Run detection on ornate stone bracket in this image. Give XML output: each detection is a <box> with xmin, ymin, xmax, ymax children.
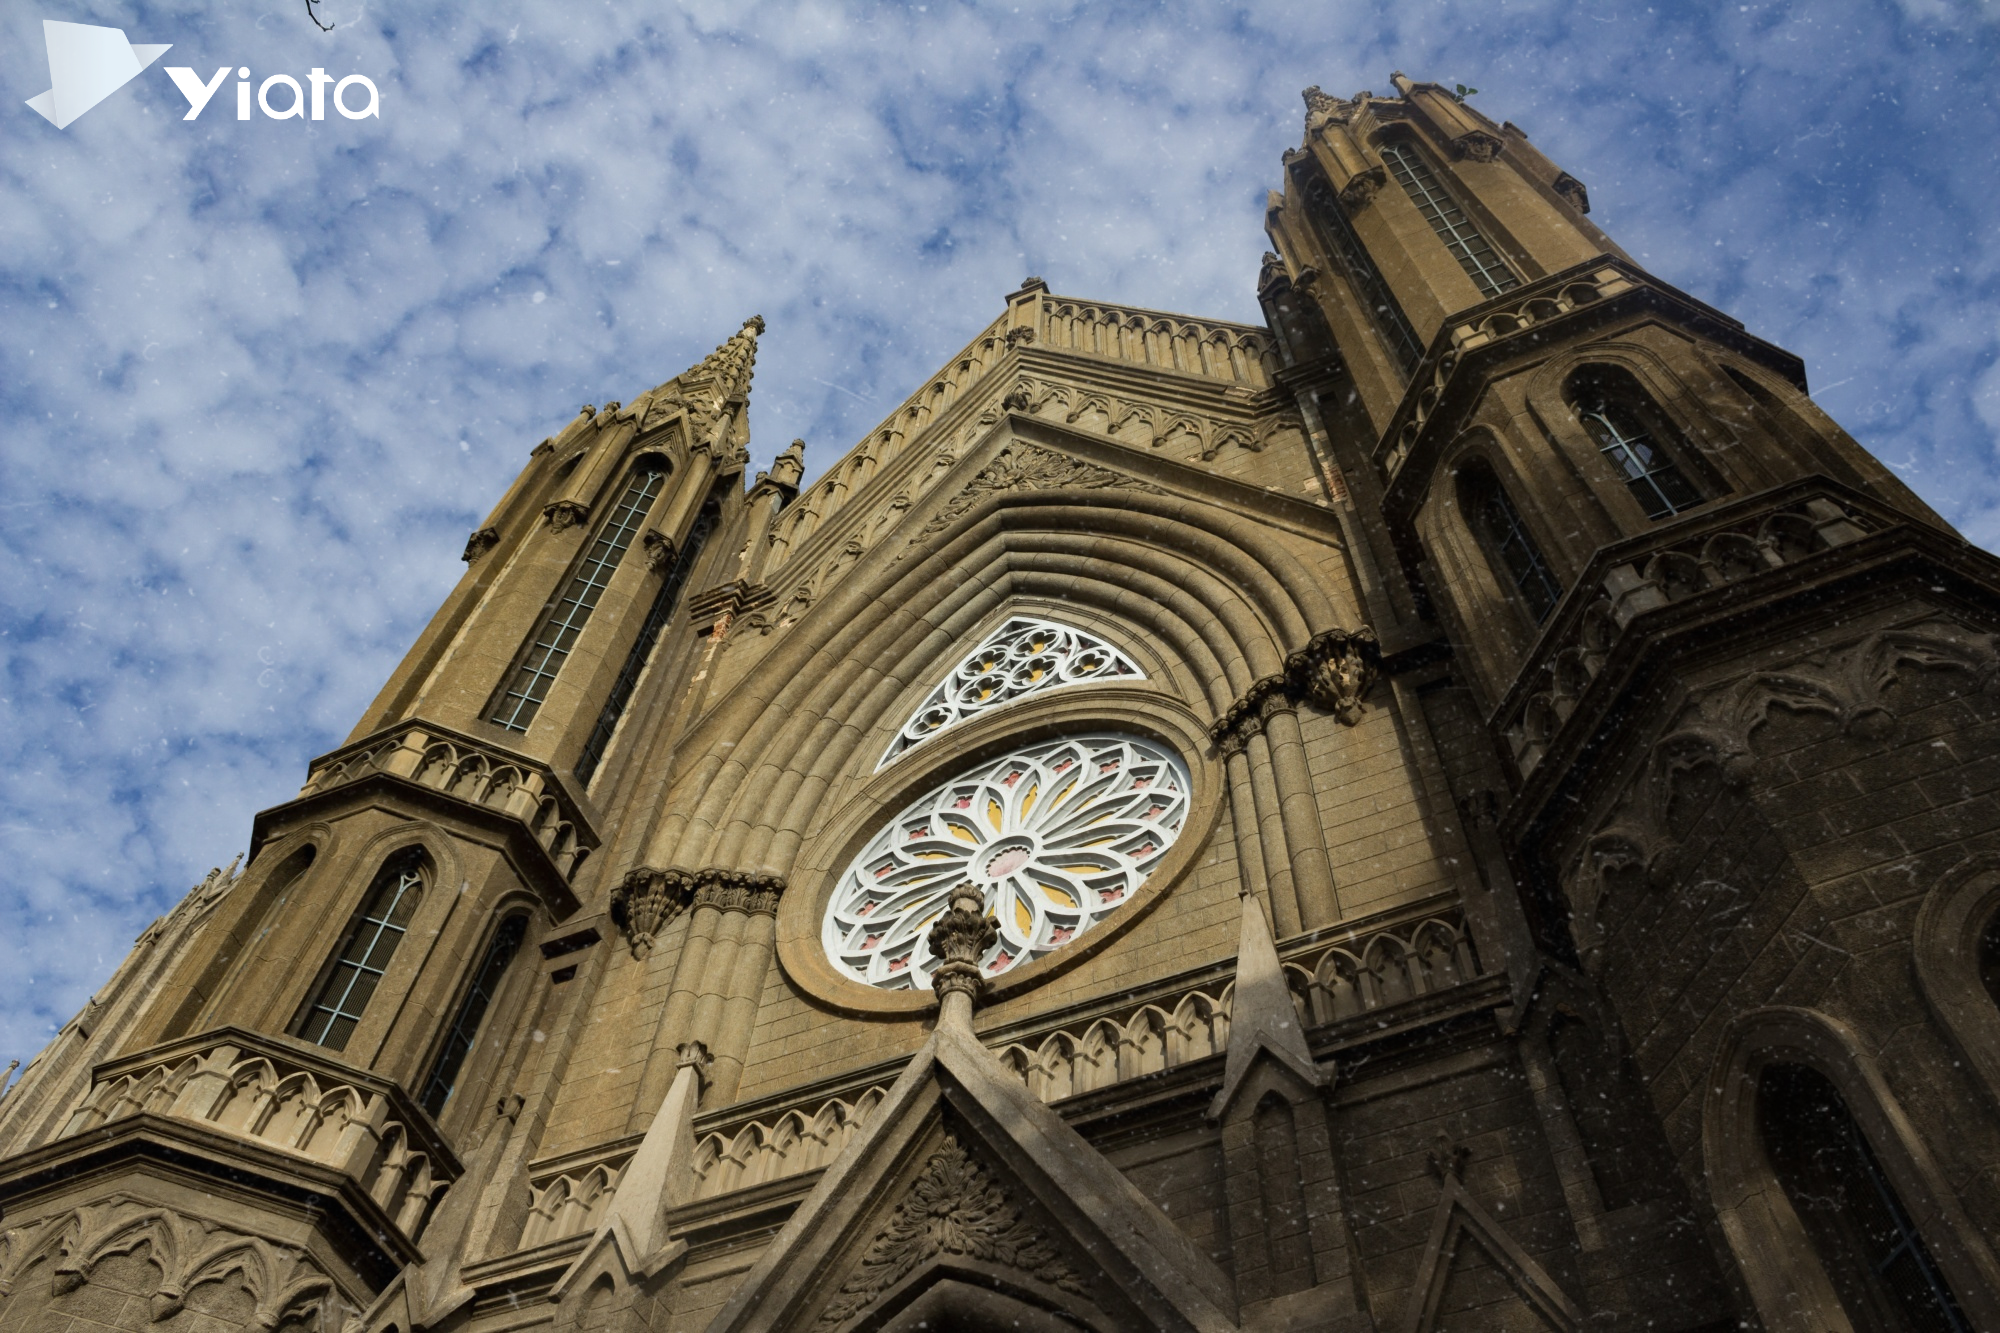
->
<box><xmin>610</xmin><ymin>868</ymin><xmax>696</xmax><ymax>959</ymax></box>
<box><xmin>926</xmin><ymin>884</ymin><xmax>999</xmax><ymax>1008</ymax></box>
<box><xmin>641</xmin><ymin>528</ymin><xmax>676</xmax><ymax>575</ymax></box>
<box><xmin>461</xmin><ymin>526</ymin><xmax>500</xmax><ymax>563</ymax></box>
<box><xmin>610</xmin><ymin>868</ymin><xmax>787</xmax><ymax>957</ymax></box>
<box><xmin>543</xmin><ymin>499</ymin><xmax>591</xmax><ymax>533</ymax></box>
<box><xmin>1552</xmin><ymin>171</ymin><xmax>1590</xmax><ymax>214</ymax></box>
<box><xmin>1454</xmin><ymin>129</ymin><xmax>1504</xmax><ymax>162</ymax></box>
<box><xmin>1339</xmin><ymin>166</ymin><xmax>1386</xmax><ymax>208</ymax></box>
<box><xmin>1209</xmin><ymin>626</ymin><xmax>1381</xmax><ymax>748</ymax></box>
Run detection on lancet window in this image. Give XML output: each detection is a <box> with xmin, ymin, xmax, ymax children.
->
<box><xmin>880</xmin><ymin>617</ymin><xmax>1142</xmax><ymax>768</ymax></box>
<box><xmin>575</xmin><ymin>497</ymin><xmax>721</xmax><ymax>785</ymax></box>
<box><xmin>1379</xmin><ymin>141</ymin><xmax>1519</xmax><ymax>298</ymax></box>
<box><xmin>1461</xmin><ymin>462</ymin><xmax>1563</xmax><ymax>623</ymax></box>
<box><xmin>295</xmin><ymin>850</ymin><xmax>425</xmax><ymax>1051</ymax></box>
<box><xmin>1301</xmin><ymin>172</ymin><xmax>1425</xmax><ymax>376</ymax></box>
<box><xmin>826</xmin><ymin>733</ymin><xmax>1189</xmax><ymax>990</ymax></box>
<box><xmin>1759</xmin><ymin>1063</ymin><xmax>1969</xmax><ymax>1331</ymax></box>
<box><xmin>419</xmin><ymin>914</ymin><xmax>527</xmax><ymax>1115</ymax></box>
<box><xmin>1566</xmin><ymin>367</ymin><xmax>1706</xmax><ymax>520</ymax></box>
<box><xmin>490</xmin><ymin>460</ymin><xmax>668</xmax><ymax>733</ymax></box>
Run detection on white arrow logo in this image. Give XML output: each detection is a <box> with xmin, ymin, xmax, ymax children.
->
<box><xmin>25</xmin><ymin>19</ymin><xmax>170</xmax><ymax>129</ymax></box>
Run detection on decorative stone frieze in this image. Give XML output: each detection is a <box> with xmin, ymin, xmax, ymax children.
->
<box><xmin>907</xmin><ymin>443</ymin><xmax>1165</xmax><ymax>547</ymax></box>
<box><xmin>817</xmin><ymin>1136</ymin><xmax>1087</xmax><ymax>1328</ymax></box>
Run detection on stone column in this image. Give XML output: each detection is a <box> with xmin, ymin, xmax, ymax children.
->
<box><xmin>1260</xmin><ymin>695</ymin><xmax>1340</xmax><ymax>930</ymax></box>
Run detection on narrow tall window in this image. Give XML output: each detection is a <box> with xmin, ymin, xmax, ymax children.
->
<box><xmin>1302</xmin><ymin>174</ymin><xmax>1425</xmax><ymax>376</ymax></box>
<box><xmin>1379</xmin><ymin>141</ymin><xmax>1519</xmax><ymax>298</ymax></box>
<box><xmin>419</xmin><ymin>915</ymin><xmax>527</xmax><ymax>1115</ymax></box>
<box><xmin>1462</xmin><ymin>464</ymin><xmax>1563</xmax><ymax>624</ymax></box>
<box><xmin>297</xmin><ymin>851</ymin><xmax>425</xmax><ymax>1051</ymax></box>
<box><xmin>490</xmin><ymin>461</ymin><xmax>669</xmax><ymax>733</ymax></box>
<box><xmin>575</xmin><ymin>499</ymin><xmax>720</xmax><ymax>785</ymax></box>
<box><xmin>1567</xmin><ymin>368</ymin><xmax>1705</xmax><ymax>520</ymax></box>
<box><xmin>1759</xmin><ymin>1063</ymin><xmax>1970</xmax><ymax>1332</ymax></box>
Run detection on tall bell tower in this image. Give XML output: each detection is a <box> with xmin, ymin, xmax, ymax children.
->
<box><xmin>1263</xmin><ymin>75</ymin><xmax>2000</xmax><ymax>1330</ymax></box>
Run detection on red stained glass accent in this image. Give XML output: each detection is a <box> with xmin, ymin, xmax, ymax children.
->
<box><xmin>1002</xmin><ymin>770</ymin><xmax>1022</xmax><ymax>787</ymax></box>
<box><xmin>988</xmin><ymin>951</ymin><xmax>1013</xmax><ymax>971</ymax></box>
<box><xmin>1100</xmin><ymin>762</ymin><xmax>1117</xmax><ymax>773</ymax></box>
<box><xmin>1135</xmin><ymin>843</ymin><xmax>1156</xmax><ymax>857</ymax></box>
<box><xmin>863</xmin><ymin>934</ymin><xmax>881</xmax><ymax>949</ymax></box>
<box><xmin>1050</xmin><ymin>926</ymin><xmax>1074</xmax><ymax>944</ymax></box>
<box><xmin>888</xmin><ymin>955</ymin><xmax>908</xmax><ymax>972</ymax></box>
<box><xmin>858</xmin><ymin>900</ymin><xmax>877</xmax><ymax>914</ymax></box>
<box><xmin>1133</xmin><ymin>777</ymin><xmax>1151</xmax><ymax>788</ymax></box>
<box><xmin>908</xmin><ymin>826</ymin><xmax>926</xmax><ymax>841</ymax></box>
<box><xmin>954</xmin><ymin>796</ymin><xmax>972</xmax><ymax>809</ymax></box>
<box><xmin>1055</xmin><ymin>759</ymin><xmax>1073</xmax><ymax>771</ymax></box>
<box><xmin>1100</xmin><ymin>888</ymin><xmax>1124</xmax><ymax>903</ymax></box>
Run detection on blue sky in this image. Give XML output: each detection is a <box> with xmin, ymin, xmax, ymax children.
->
<box><xmin>0</xmin><ymin>0</ymin><xmax>1995</xmax><ymax>1062</ymax></box>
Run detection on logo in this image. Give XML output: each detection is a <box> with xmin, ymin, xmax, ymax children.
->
<box><xmin>25</xmin><ymin>18</ymin><xmax>168</xmax><ymax>128</ymax></box>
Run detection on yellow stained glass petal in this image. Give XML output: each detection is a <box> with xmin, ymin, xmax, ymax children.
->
<box><xmin>987</xmin><ymin>799</ymin><xmax>1004</xmax><ymax>831</ymax></box>
<box><xmin>1014</xmin><ymin>896</ymin><xmax>1033</xmax><ymax>933</ymax></box>
<box><xmin>1039</xmin><ymin>883</ymin><xmax>1078</xmax><ymax>910</ymax></box>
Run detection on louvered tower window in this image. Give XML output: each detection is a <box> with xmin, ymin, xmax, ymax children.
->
<box><xmin>575</xmin><ymin>498</ymin><xmax>721</xmax><ymax>785</ymax></box>
<box><xmin>297</xmin><ymin>851</ymin><xmax>424</xmax><ymax>1051</ymax></box>
<box><xmin>490</xmin><ymin>461</ymin><xmax>668</xmax><ymax>733</ymax></box>
<box><xmin>1462</xmin><ymin>463</ymin><xmax>1563</xmax><ymax>624</ymax></box>
<box><xmin>1380</xmin><ymin>142</ymin><xmax>1519</xmax><ymax>298</ymax></box>
<box><xmin>1759</xmin><ymin>1063</ymin><xmax>1970</xmax><ymax>1331</ymax></box>
<box><xmin>419</xmin><ymin>915</ymin><xmax>527</xmax><ymax>1115</ymax></box>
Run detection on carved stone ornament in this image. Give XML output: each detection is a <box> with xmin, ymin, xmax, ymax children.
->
<box><xmin>1455</xmin><ymin>130</ymin><xmax>1504</xmax><ymax>163</ymax></box>
<box><xmin>1552</xmin><ymin>171</ymin><xmax>1590</xmax><ymax>214</ymax></box>
<box><xmin>543</xmin><ymin>499</ymin><xmax>591</xmax><ymax>533</ymax></box>
<box><xmin>1257</xmin><ymin>251</ymin><xmax>1287</xmax><ymax>295</ymax></box>
<box><xmin>817</xmin><ymin>1135</ymin><xmax>1088</xmax><ymax>1327</ymax></box>
<box><xmin>1301</xmin><ymin>84</ymin><xmax>1348</xmax><ymax>130</ymax></box>
<box><xmin>1286</xmin><ymin>625</ymin><xmax>1381</xmax><ymax>725</ymax></box>
<box><xmin>692</xmin><ymin>868</ymin><xmax>786</xmax><ymax>916</ymax></box>
<box><xmin>609</xmin><ymin>867</ymin><xmax>695</xmax><ymax>958</ymax></box>
<box><xmin>461</xmin><ymin>526</ymin><xmax>501</xmax><ymax>563</ymax></box>
<box><xmin>908</xmin><ymin>444</ymin><xmax>1164</xmax><ymax>547</ymax></box>
<box><xmin>1004</xmin><ymin>325</ymin><xmax>1037</xmax><ymax>347</ymax></box>
<box><xmin>642</xmin><ymin>528</ymin><xmax>676</xmax><ymax>575</ymax></box>
<box><xmin>925</xmin><ymin>884</ymin><xmax>1000</xmax><ymax>1007</ymax></box>
<box><xmin>1001</xmin><ymin>382</ymin><xmax>1032</xmax><ymax>412</ymax></box>
<box><xmin>1338</xmin><ymin>165</ymin><xmax>1386</xmax><ymax>209</ymax></box>
<box><xmin>8</xmin><ymin>1197</ymin><xmax>337</xmax><ymax>1329</ymax></box>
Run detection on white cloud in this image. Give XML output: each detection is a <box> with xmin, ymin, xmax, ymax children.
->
<box><xmin>0</xmin><ymin>0</ymin><xmax>1995</xmax><ymax>1059</ymax></box>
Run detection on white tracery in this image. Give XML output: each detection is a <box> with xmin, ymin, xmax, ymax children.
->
<box><xmin>825</xmin><ymin>733</ymin><xmax>1191</xmax><ymax>991</ymax></box>
<box><xmin>879</xmin><ymin>617</ymin><xmax>1143</xmax><ymax>768</ymax></box>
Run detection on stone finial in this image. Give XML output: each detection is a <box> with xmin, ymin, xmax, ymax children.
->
<box><xmin>1013</xmin><ymin>276</ymin><xmax>1049</xmax><ymax>295</ymax></box>
<box><xmin>745</xmin><ymin>314</ymin><xmax>766</xmax><ymax>334</ymax></box>
<box><xmin>926</xmin><ymin>884</ymin><xmax>998</xmax><ymax>1010</ymax></box>
<box><xmin>770</xmin><ymin>438</ymin><xmax>806</xmax><ymax>490</ymax></box>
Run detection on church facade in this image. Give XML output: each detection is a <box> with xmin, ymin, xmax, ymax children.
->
<box><xmin>0</xmin><ymin>74</ymin><xmax>1995</xmax><ymax>1333</ymax></box>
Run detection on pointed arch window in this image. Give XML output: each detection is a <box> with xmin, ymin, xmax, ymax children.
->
<box><xmin>1301</xmin><ymin>172</ymin><xmax>1425</xmax><ymax>376</ymax></box>
<box><xmin>575</xmin><ymin>496</ymin><xmax>721</xmax><ymax>786</ymax></box>
<box><xmin>1460</xmin><ymin>462</ymin><xmax>1563</xmax><ymax>624</ymax></box>
<box><xmin>1566</xmin><ymin>367</ymin><xmax>1706</xmax><ymax>520</ymax></box>
<box><xmin>1759</xmin><ymin>1063</ymin><xmax>1970</xmax><ymax>1331</ymax></box>
<box><xmin>419</xmin><ymin>914</ymin><xmax>528</xmax><ymax>1115</ymax></box>
<box><xmin>296</xmin><ymin>850</ymin><xmax>425</xmax><ymax>1051</ymax></box>
<box><xmin>1379</xmin><ymin>141</ymin><xmax>1519</xmax><ymax>298</ymax></box>
<box><xmin>879</xmin><ymin>617</ymin><xmax>1143</xmax><ymax>768</ymax></box>
<box><xmin>490</xmin><ymin>459</ymin><xmax>669</xmax><ymax>734</ymax></box>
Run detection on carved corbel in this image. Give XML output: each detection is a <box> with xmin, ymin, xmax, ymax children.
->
<box><xmin>642</xmin><ymin>529</ymin><xmax>676</xmax><ymax>575</ymax></box>
<box><xmin>676</xmin><ymin>1040</ymin><xmax>713</xmax><ymax>1096</ymax></box>
<box><xmin>1338</xmin><ymin>165</ymin><xmax>1386</xmax><ymax>208</ymax></box>
<box><xmin>1004</xmin><ymin>325</ymin><xmax>1037</xmax><ymax>347</ymax></box>
<box><xmin>543</xmin><ymin>499</ymin><xmax>591</xmax><ymax>533</ymax></box>
<box><xmin>1552</xmin><ymin>172</ymin><xmax>1590</xmax><ymax>214</ymax></box>
<box><xmin>926</xmin><ymin>883</ymin><xmax>999</xmax><ymax>1007</ymax></box>
<box><xmin>1285</xmin><ymin>626</ymin><xmax>1381</xmax><ymax>726</ymax></box>
<box><xmin>1454</xmin><ymin>131</ymin><xmax>1504</xmax><ymax>163</ymax></box>
<box><xmin>461</xmin><ymin>526</ymin><xmax>501</xmax><ymax>563</ymax></box>
<box><xmin>692</xmin><ymin>868</ymin><xmax>786</xmax><ymax>916</ymax></box>
<box><xmin>610</xmin><ymin>867</ymin><xmax>696</xmax><ymax>958</ymax></box>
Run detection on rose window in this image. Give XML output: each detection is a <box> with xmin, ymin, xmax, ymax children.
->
<box><xmin>879</xmin><ymin>617</ymin><xmax>1143</xmax><ymax>767</ymax></box>
<box><xmin>825</xmin><ymin>733</ymin><xmax>1190</xmax><ymax>990</ymax></box>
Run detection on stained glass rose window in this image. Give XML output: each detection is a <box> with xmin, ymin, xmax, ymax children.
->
<box><xmin>825</xmin><ymin>733</ymin><xmax>1190</xmax><ymax>990</ymax></box>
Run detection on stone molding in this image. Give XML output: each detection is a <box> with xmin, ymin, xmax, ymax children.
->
<box><xmin>816</xmin><ymin>1135</ymin><xmax>1088</xmax><ymax>1328</ymax></box>
<box><xmin>1210</xmin><ymin>625</ymin><xmax>1381</xmax><ymax>747</ymax></box>
<box><xmin>906</xmin><ymin>441</ymin><xmax>1165</xmax><ymax>548</ymax></box>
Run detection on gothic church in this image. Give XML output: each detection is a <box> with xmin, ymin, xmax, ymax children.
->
<box><xmin>0</xmin><ymin>75</ymin><xmax>1995</xmax><ymax>1333</ymax></box>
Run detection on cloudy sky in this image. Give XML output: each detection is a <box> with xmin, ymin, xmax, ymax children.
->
<box><xmin>0</xmin><ymin>0</ymin><xmax>1994</xmax><ymax>1062</ymax></box>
